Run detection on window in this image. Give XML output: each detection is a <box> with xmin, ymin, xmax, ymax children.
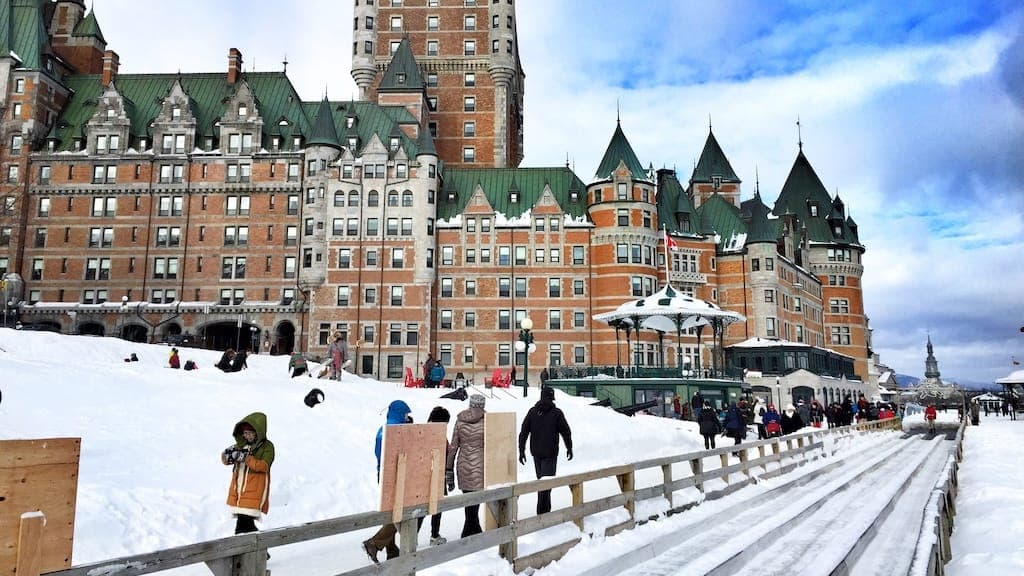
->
<box><xmin>225</xmin><ymin>195</ymin><xmax>250</xmax><ymax>216</ymax></box>
<box><xmin>534</xmin><ymin>248</ymin><xmax>544</xmax><ymax>263</ymax></box>
<box><xmin>573</xmin><ymin>246</ymin><xmax>585</xmax><ymax>265</ymax></box>
<box><xmin>464</xmin><ymin>40</ymin><xmax>476</xmax><ymax>55</ymax></box>
<box><xmin>30</xmin><ymin>258</ymin><xmax>43</xmax><ymax>280</ymax></box>
<box><xmin>442</xmin><ymin>246</ymin><xmax>454</xmax><ymax>265</ymax></box>
<box><xmin>84</xmin><ymin>258</ymin><xmax>112</xmax><ymax>280</ymax></box>
<box><xmin>829</xmin><ymin>298</ymin><xmax>850</xmax><ymax>314</ymax></box>
<box><xmin>219</xmin><ymin>288</ymin><xmax>245</xmax><ymax>305</ymax></box>
<box><xmin>830</xmin><ymin>326</ymin><xmax>851</xmax><ymax>345</ymax></box>
<box><xmin>427</xmin><ymin>16</ymin><xmax>439</xmax><ymax>31</ymax></box>
<box><xmin>764</xmin><ymin>289</ymin><xmax>774</xmax><ymax>303</ymax></box>
<box><xmin>88</xmin><ymin>227</ymin><xmax>114</xmax><ymax>248</ymax></box>
<box><xmin>153</xmin><ymin>257</ymin><xmax>179</xmax><ymax>279</ymax></box>
<box><xmin>391</xmin><ymin>248</ymin><xmax>404</xmax><ymax>268</ymax></box>
<box><xmin>550</xmin><ymin>248</ymin><xmax>561</xmax><ymax>263</ymax></box>
<box><xmin>766</xmin><ymin>317</ymin><xmax>777</xmax><ymax>337</ymax></box>
<box><xmin>37</xmin><ymin>197</ymin><xmax>50</xmax><ymax>217</ymax></box>
<box><xmin>828</xmin><ymin>275</ymin><xmax>846</xmax><ymax>286</ymax></box>
<box><xmin>463</xmin><ymin>121</ymin><xmax>476</xmax><ymax>137</ymax></box>
<box><xmin>499</xmin><ymin>278</ymin><xmax>511</xmax><ymax>298</ymax></box>
<box><xmin>498</xmin><ymin>310</ymin><xmax>511</xmax><ymax>330</ymax></box>
<box><xmin>464</xmin><ymin>15</ymin><xmax>476</xmax><ymax>29</ymax></box>
<box><xmin>13</xmin><ymin>78</ymin><xmax>24</xmax><ymax>93</ymax></box>
<box><xmin>366</xmin><ymin>250</ymin><xmax>378</xmax><ymax>267</ymax></box>
<box><xmin>364</xmin><ymin>287</ymin><xmax>376</xmax><ymax>304</ymax></box>
<box><xmin>390</xmin><ymin>15</ymin><xmax>402</xmax><ymax>30</ymax></box>
<box><xmin>465</xmin><ymin>279</ymin><xmax>476</xmax><ymax>295</ymax></box>
<box><xmin>462</xmin><ymin>147</ymin><xmax>475</xmax><ymax>162</ymax></box>
<box><xmin>515</xmin><ymin>277</ymin><xmax>526</xmax><ymax>297</ymax></box>
<box><xmin>765</xmin><ymin>257</ymin><xmax>774</xmax><ymax>271</ymax></box>
<box><xmin>427</xmin><ymin>41</ymin><xmax>439</xmax><ymax>56</ymax></box>
<box><xmin>464</xmin><ymin>96</ymin><xmax>476</xmax><ymax>112</ymax></box>
<box><xmin>287</xmin><ymin>195</ymin><xmax>299</xmax><ymax>215</ymax></box>
<box><xmin>617</xmin><ymin>209</ymin><xmax>629</xmax><ymax>226</ymax></box>
<box><xmin>337</xmin><ymin>286</ymin><xmax>351</xmax><ymax>306</ymax></box>
<box><xmin>426</xmin><ymin>73</ymin><xmax>438</xmax><ymax>87</ymax></box>
<box><xmin>390</xmin><ymin>286</ymin><xmax>404</xmax><ymax>306</ymax></box>
<box><xmin>284</xmin><ymin>256</ymin><xmax>296</xmax><ymax>278</ymax></box>
<box><xmin>440</xmin><ymin>310</ymin><xmax>453</xmax><ymax>330</ymax></box>
<box><xmin>223</xmin><ymin>226</ymin><xmax>248</xmax><ymax>246</ymax></box>
<box><xmin>465</xmin><ymin>72</ymin><xmax>476</xmax><ymax>86</ymax></box>
<box><xmin>441</xmin><ymin>278</ymin><xmax>453</xmax><ymax>298</ymax></box>
<box><xmin>492</xmin><ymin>39</ymin><xmax>499</xmax><ymax>53</ymax></box>
<box><xmin>221</xmin><ymin>256</ymin><xmax>246</xmax><ymax>279</ymax></box>
<box><xmin>751</xmin><ymin>258</ymin><xmax>760</xmax><ymax>272</ymax></box>
<box><xmin>574</xmin><ymin>312</ymin><xmax>586</xmax><ymax>328</ymax></box>
<box><xmin>548</xmin><ymin>310</ymin><xmax>561</xmax><ymax>330</ymax></box>
<box><xmin>573</xmin><ymin>279</ymin><xmax>584</xmax><ymax>296</ymax></box>
<box><xmin>548</xmin><ymin>278</ymin><xmax>561</xmax><ymax>297</ymax></box>
<box><xmin>794</xmin><ymin>297</ymin><xmax>802</xmax><ymax>312</ymax></box>
<box><xmin>617</xmin><ymin>182</ymin><xmax>628</xmax><ymax>200</ymax></box>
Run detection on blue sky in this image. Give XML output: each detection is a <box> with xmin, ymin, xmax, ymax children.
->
<box><xmin>92</xmin><ymin>1</ymin><xmax>1024</xmax><ymax>385</ymax></box>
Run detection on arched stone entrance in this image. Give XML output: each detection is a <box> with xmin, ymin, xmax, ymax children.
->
<box><xmin>78</xmin><ymin>321</ymin><xmax>105</xmax><ymax>336</ymax></box>
<box><xmin>792</xmin><ymin>385</ymin><xmax>815</xmax><ymax>405</ymax></box>
<box><xmin>121</xmin><ymin>323</ymin><xmax>148</xmax><ymax>342</ymax></box>
<box><xmin>200</xmin><ymin>321</ymin><xmax>261</xmax><ymax>352</ymax></box>
<box><xmin>274</xmin><ymin>321</ymin><xmax>296</xmax><ymax>355</ymax></box>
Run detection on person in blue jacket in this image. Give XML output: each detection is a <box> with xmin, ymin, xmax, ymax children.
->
<box><xmin>363</xmin><ymin>400</ymin><xmax>412</xmax><ymax>563</ymax></box>
<box><xmin>723</xmin><ymin>403</ymin><xmax>747</xmax><ymax>448</ymax></box>
<box><xmin>762</xmin><ymin>404</ymin><xmax>782</xmax><ymax>437</ymax></box>
<box><xmin>429</xmin><ymin>361</ymin><xmax>446</xmax><ymax>389</ymax></box>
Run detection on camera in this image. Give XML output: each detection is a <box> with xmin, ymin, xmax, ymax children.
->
<box><xmin>223</xmin><ymin>446</ymin><xmax>247</xmax><ymax>465</ymax></box>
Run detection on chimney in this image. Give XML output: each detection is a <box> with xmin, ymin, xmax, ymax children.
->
<box><xmin>227</xmin><ymin>48</ymin><xmax>243</xmax><ymax>84</ymax></box>
<box><xmin>101</xmin><ymin>50</ymin><xmax>120</xmax><ymax>86</ymax></box>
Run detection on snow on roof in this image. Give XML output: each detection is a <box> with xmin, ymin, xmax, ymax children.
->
<box><xmin>729</xmin><ymin>336</ymin><xmax>854</xmax><ymax>359</ymax></box>
<box><xmin>996</xmin><ymin>370</ymin><xmax>1024</xmax><ymax>384</ymax></box>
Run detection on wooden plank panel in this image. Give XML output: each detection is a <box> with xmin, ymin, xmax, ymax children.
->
<box><xmin>0</xmin><ymin>438</ymin><xmax>79</xmax><ymax>576</ymax></box>
<box><xmin>513</xmin><ymin>537</ymin><xmax>582</xmax><ymax>573</ymax></box>
<box><xmin>483</xmin><ymin>413</ymin><xmax>517</xmax><ymax>530</ymax></box>
<box><xmin>379</xmin><ymin>424</ymin><xmax>446</xmax><ymax>513</ymax></box>
<box><xmin>16</xmin><ymin>512</ymin><xmax>45</xmax><ymax>576</ymax></box>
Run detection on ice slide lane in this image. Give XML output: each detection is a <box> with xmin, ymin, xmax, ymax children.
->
<box><xmin>614</xmin><ymin>434</ymin><xmax>947</xmax><ymax>576</ymax></box>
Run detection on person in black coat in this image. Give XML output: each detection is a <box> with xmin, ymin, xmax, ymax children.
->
<box><xmin>697</xmin><ymin>402</ymin><xmax>721</xmax><ymax>449</ymax></box>
<box><xmin>230</xmin><ymin>349</ymin><xmax>248</xmax><ymax>372</ymax></box>
<box><xmin>216</xmin><ymin>348</ymin><xmax>235</xmax><ymax>372</ymax></box>
<box><xmin>518</xmin><ymin>387</ymin><xmax>573</xmax><ymax>515</ymax></box>
<box><xmin>781</xmin><ymin>404</ymin><xmax>804</xmax><ymax>435</ymax></box>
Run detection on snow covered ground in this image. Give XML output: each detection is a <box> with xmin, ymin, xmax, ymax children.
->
<box><xmin>0</xmin><ymin>329</ymin><xmax>1017</xmax><ymax>575</ymax></box>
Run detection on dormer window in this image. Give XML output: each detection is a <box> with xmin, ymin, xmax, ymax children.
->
<box><xmin>278</xmin><ymin>119</ymin><xmax>289</xmax><ymax>126</ymax></box>
<box><xmin>712</xmin><ymin>176</ymin><xmax>722</xmax><ymax>190</ymax></box>
<box><xmin>447</xmin><ymin>190</ymin><xmax>458</xmax><ymax>202</ymax></box>
<box><xmin>348</xmin><ymin>136</ymin><xmax>358</xmax><ymax>149</ymax></box>
<box><xmin>808</xmin><ymin>202</ymin><xmax>819</xmax><ymax>217</ymax></box>
<box><xmin>271</xmin><ymin>136</ymin><xmax>280</xmax><ymax>150</ymax></box>
<box><xmin>389</xmin><ymin>137</ymin><xmax>399</xmax><ymax>151</ymax></box>
<box><xmin>139</xmin><ymin>138</ymin><xmax>147</xmax><ymax>150</ymax></box>
<box><xmin>569</xmin><ymin>190</ymin><xmax>580</xmax><ymax>202</ymax></box>
<box><xmin>238</xmin><ymin>104</ymin><xmax>248</xmax><ymax>117</ymax></box>
<box><xmin>293</xmin><ymin>136</ymin><xmax>302</xmax><ymax>148</ymax></box>
<box><xmin>396</xmin><ymin>73</ymin><xmax>406</xmax><ymax>85</ymax></box>
<box><xmin>346</xmin><ymin>116</ymin><xmax>355</xmax><ymax>128</ymax></box>
<box><xmin>171</xmin><ymin>106</ymin><xmax>181</xmax><ymax>119</ymax></box>
<box><xmin>509</xmin><ymin>191</ymin><xmax>519</xmax><ymax>204</ymax></box>
<box><xmin>106</xmin><ymin>108</ymin><xmax>116</xmax><ymax>119</ymax></box>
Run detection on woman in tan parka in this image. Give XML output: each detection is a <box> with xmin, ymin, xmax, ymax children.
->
<box><xmin>221</xmin><ymin>411</ymin><xmax>275</xmax><ymax>534</ymax></box>
<box><xmin>446</xmin><ymin>394</ymin><xmax>486</xmax><ymax>537</ymax></box>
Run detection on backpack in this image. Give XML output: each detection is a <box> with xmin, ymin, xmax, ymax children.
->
<box><xmin>183</xmin><ymin>360</ymin><xmax>197</xmax><ymax>371</ymax></box>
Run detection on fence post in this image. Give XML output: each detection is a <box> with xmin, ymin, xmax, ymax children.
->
<box><xmin>719</xmin><ymin>453</ymin><xmax>729</xmax><ymax>484</ymax></box>
<box><xmin>16</xmin><ymin>512</ymin><xmax>46</xmax><ymax>576</ymax></box>
<box><xmin>661</xmin><ymin>464</ymin><xmax>674</xmax><ymax>508</ymax></box>
<box><xmin>570</xmin><ymin>482</ymin><xmax>584</xmax><ymax>530</ymax></box>
<box><xmin>758</xmin><ymin>445</ymin><xmax>767</xmax><ymax>472</ymax></box>
<box><xmin>689</xmin><ymin>457</ymin><xmax>704</xmax><ymax>494</ymax></box>
<box><xmin>617</xmin><ymin>470</ymin><xmax>635</xmax><ymax>520</ymax></box>
<box><xmin>398</xmin><ymin>517</ymin><xmax>419</xmax><ymax>557</ymax></box>
<box><xmin>739</xmin><ymin>448</ymin><xmax>750</xmax><ymax>478</ymax></box>
<box><xmin>497</xmin><ymin>494</ymin><xmax>518</xmax><ymax>561</ymax></box>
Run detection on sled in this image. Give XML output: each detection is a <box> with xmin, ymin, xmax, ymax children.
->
<box><xmin>317</xmin><ymin>366</ymin><xmax>330</xmax><ymax>379</ymax></box>
<box><xmin>765</xmin><ymin>421</ymin><xmax>782</xmax><ymax>437</ymax></box>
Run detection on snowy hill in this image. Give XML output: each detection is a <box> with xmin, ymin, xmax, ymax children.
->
<box><xmin>0</xmin><ymin>328</ymin><xmax>703</xmax><ymax>575</ymax></box>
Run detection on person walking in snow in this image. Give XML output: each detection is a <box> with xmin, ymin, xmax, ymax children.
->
<box><xmin>327</xmin><ymin>332</ymin><xmax>349</xmax><ymax>380</ymax></box>
<box><xmin>418</xmin><ymin>406</ymin><xmax>451</xmax><ymax>545</ymax></box>
<box><xmin>446</xmin><ymin>394</ymin><xmax>487</xmax><ymax>537</ymax></box>
<box><xmin>723</xmin><ymin>403</ymin><xmax>747</xmax><ymax>450</ymax></box>
<box><xmin>925</xmin><ymin>403</ymin><xmax>937</xmax><ymax>434</ymax></box>
<box><xmin>698</xmin><ymin>401</ymin><xmax>721</xmax><ymax>449</ymax></box>
<box><xmin>363</xmin><ymin>400</ymin><xmax>413</xmax><ymax>563</ymax></box>
<box><xmin>762</xmin><ymin>404</ymin><xmax>782</xmax><ymax>437</ymax></box>
<box><xmin>691</xmin><ymin>391</ymin><xmax>705</xmax><ymax>422</ymax></box>
<box><xmin>781</xmin><ymin>403</ymin><xmax>804</xmax><ymax>435</ymax></box>
<box><xmin>221</xmin><ymin>412</ymin><xmax>274</xmax><ymax>535</ymax></box>
<box><xmin>518</xmin><ymin>387</ymin><xmax>574</xmax><ymax>515</ymax></box>
<box><xmin>288</xmin><ymin>351</ymin><xmax>308</xmax><ymax>378</ymax></box>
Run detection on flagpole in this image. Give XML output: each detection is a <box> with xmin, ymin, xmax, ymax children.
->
<box><xmin>663</xmin><ymin>225</ymin><xmax>672</xmax><ymax>288</ymax></box>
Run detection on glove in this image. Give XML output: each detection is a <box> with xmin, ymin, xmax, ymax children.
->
<box><xmin>566</xmin><ymin>448</ymin><xmax>573</xmax><ymax>461</ymax></box>
<box><xmin>445</xmin><ymin>469</ymin><xmax>455</xmax><ymax>492</ymax></box>
<box><xmin>518</xmin><ymin>452</ymin><xmax>527</xmax><ymax>465</ymax></box>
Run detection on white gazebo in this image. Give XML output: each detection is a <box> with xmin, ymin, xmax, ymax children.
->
<box><xmin>593</xmin><ymin>284</ymin><xmax>745</xmax><ymax>377</ymax></box>
<box><xmin>996</xmin><ymin>369</ymin><xmax>1024</xmax><ymax>400</ymax></box>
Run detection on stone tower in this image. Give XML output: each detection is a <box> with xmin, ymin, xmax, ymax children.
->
<box><xmin>351</xmin><ymin>0</ymin><xmax>525</xmax><ymax>168</ymax></box>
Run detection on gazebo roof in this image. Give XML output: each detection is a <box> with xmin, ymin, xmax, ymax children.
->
<box><xmin>996</xmin><ymin>369</ymin><xmax>1024</xmax><ymax>385</ymax></box>
<box><xmin>593</xmin><ymin>284</ymin><xmax>745</xmax><ymax>328</ymax></box>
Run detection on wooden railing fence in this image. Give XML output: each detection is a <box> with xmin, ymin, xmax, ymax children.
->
<box><xmin>17</xmin><ymin>418</ymin><xmax>901</xmax><ymax>576</ymax></box>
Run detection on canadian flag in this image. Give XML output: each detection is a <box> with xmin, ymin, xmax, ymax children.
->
<box><xmin>665</xmin><ymin>232</ymin><xmax>681</xmax><ymax>251</ymax></box>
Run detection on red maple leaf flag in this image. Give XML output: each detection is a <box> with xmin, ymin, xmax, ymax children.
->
<box><xmin>665</xmin><ymin>232</ymin><xmax>680</xmax><ymax>251</ymax></box>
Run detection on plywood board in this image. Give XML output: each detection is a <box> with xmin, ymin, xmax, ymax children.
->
<box><xmin>484</xmin><ymin>413</ymin><xmax>517</xmax><ymax>530</ymax></box>
<box><xmin>379</xmin><ymin>423</ymin><xmax>446</xmax><ymax>513</ymax></box>
<box><xmin>0</xmin><ymin>438</ymin><xmax>80</xmax><ymax>575</ymax></box>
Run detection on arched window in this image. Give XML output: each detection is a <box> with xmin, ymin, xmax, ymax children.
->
<box><xmin>334</xmin><ymin>191</ymin><xmax>345</xmax><ymax>207</ymax></box>
<box><xmin>348</xmin><ymin>191</ymin><xmax>360</xmax><ymax>206</ymax></box>
<box><xmin>402</xmin><ymin>190</ymin><xmax>413</xmax><ymax>207</ymax></box>
<box><xmin>388</xmin><ymin>190</ymin><xmax>399</xmax><ymax>207</ymax></box>
<box><xmin>368</xmin><ymin>190</ymin><xmax>379</xmax><ymax>207</ymax></box>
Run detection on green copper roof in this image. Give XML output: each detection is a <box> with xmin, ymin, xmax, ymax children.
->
<box><xmin>306</xmin><ymin>96</ymin><xmax>342</xmax><ymax>149</ymax></box>
<box><xmin>438</xmin><ymin>167</ymin><xmax>589</xmax><ymax>221</ymax></box>
<box><xmin>656</xmin><ymin>169</ymin><xmax>695</xmax><ymax>234</ymax></box>
<box><xmin>7</xmin><ymin>0</ymin><xmax>47</xmax><ymax>69</ymax></box>
<box><xmin>743</xmin><ymin>192</ymin><xmax>776</xmax><ymax>245</ymax></box>
<box><xmin>697</xmin><ymin>193</ymin><xmax>743</xmax><ymax>240</ymax></box>
<box><xmin>0</xmin><ymin>2</ymin><xmax>11</xmax><ymax>58</ymax></box>
<box><xmin>54</xmin><ymin>72</ymin><xmax>311</xmax><ymax>150</ymax></box>
<box><xmin>416</xmin><ymin>123</ymin><xmax>436</xmax><ymax>156</ymax></box>
<box><xmin>378</xmin><ymin>38</ymin><xmax>424</xmax><ymax>92</ymax></box>
<box><xmin>771</xmin><ymin>149</ymin><xmax>836</xmax><ymax>243</ymax></box>
<box><xmin>594</xmin><ymin>122</ymin><xmax>648</xmax><ymax>181</ymax></box>
<box><xmin>72</xmin><ymin>8</ymin><xmax>105</xmax><ymax>42</ymax></box>
<box><xmin>690</xmin><ymin>130</ymin><xmax>739</xmax><ymax>183</ymax></box>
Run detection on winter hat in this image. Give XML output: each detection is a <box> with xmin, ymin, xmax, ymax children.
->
<box><xmin>428</xmin><ymin>406</ymin><xmax>451</xmax><ymax>423</ymax></box>
<box><xmin>469</xmin><ymin>394</ymin><xmax>487</xmax><ymax>410</ymax></box>
<box><xmin>238</xmin><ymin>422</ymin><xmax>255</xmax><ymax>433</ymax></box>
<box><xmin>541</xmin><ymin>387</ymin><xmax>555</xmax><ymax>401</ymax></box>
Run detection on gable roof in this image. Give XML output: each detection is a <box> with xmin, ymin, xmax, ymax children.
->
<box><xmin>378</xmin><ymin>37</ymin><xmax>424</xmax><ymax>93</ymax></box>
<box><xmin>655</xmin><ymin>169</ymin><xmax>696</xmax><ymax>234</ymax></box>
<box><xmin>594</xmin><ymin>121</ymin><xmax>647</xmax><ymax>181</ymax></box>
<box><xmin>697</xmin><ymin>193</ymin><xmax>743</xmax><ymax>241</ymax></box>
<box><xmin>438</xmin><ymin>167</ymin><xmax>588</xmax><ymax>221</ymax></box>
<box><xmin>690</xmin><ymin>130</ymin><xmax>739</xmax><ymax>183</ymax></box>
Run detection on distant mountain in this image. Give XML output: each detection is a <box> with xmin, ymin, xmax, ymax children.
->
<box><xmin>894</xmin><ymin>374</ymin><xmax>919</xmax><ymax>388</ymax></box>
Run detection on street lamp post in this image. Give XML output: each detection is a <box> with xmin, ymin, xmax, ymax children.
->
<box><xmin>2</xmin><ymin>298</ymin><xmax>8</xmax><ymax>329</ymax></box>
<box><xmin>776</xmin><ymin>377</ymin><xmax>782</xmax><ymax>408</ymax></box>
<box><xmin>250</xmin><ymin>326</ymin><xmax>258</xmax><ymax>353</ymax></box>
<box><xmin>119</xmin><ymin>295</ymin><xmax>128</xmax><ymax>339</ymax></box>
<box><xmin>515</xmin><ymin>317</ymin><xmax>535</xmax><ymax>398</ymax></box>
